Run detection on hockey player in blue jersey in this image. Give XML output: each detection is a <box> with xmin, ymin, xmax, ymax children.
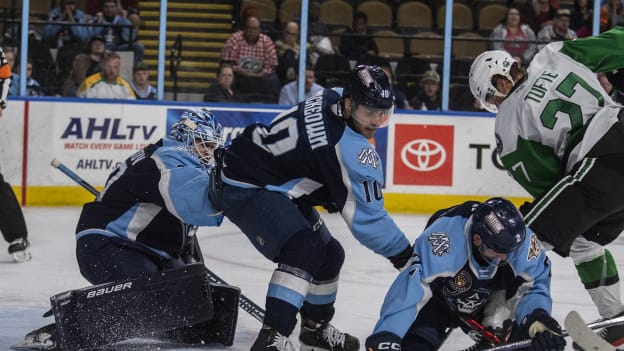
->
<box><xmin>16</xmin><ymin>109</ymin><xmax>239</xmax><ymax>350</ymax></box>
<box><xmin>74</xmin><ymin>108</ymin><xmax>224</xmax><ymax>282</ymax></box>
<box><xmin>365</xmin><ymin>198</ymin><xmax>566</xmax><ymax>351</ymax></box>
<box><xmin>213</xmin><ymin>65</ymin><xmax>413</xmax><ymax>351</ymax></box>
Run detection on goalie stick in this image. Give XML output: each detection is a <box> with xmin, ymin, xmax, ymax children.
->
<box><xmin>50</xmin><ymin>158</ymin><xmax>266</xmax><ymax>323</ymax></box>
<box><xmin>478</xmin><ymin>310</ymin><xmax>624</xmax><ymax>351</ymax></box>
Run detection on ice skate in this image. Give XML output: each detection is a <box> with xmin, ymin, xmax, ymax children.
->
<box><xmin>251</xmin><ymin>326</ymin><xmax>296</xmax><ymax>351</ymax></box>
<box><xmin>11</xmin><ymin>323</ymin><xmax>58</xmax><ymax>350</ymax></box>
<box><xmin>299</xmin><ymin>322</ymin><xmax>359</xmax><ymax>351</ymax></box>
<box><xmin>8</xmin><ymin>238</ymin><xmax>31</xmax><ymax>262</ymax></box>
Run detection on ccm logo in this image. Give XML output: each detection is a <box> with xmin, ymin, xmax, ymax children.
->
<box><xmin>377</xmin><ymin>342</ymin><xmax>401</xmax><ymax>350</ymax></box>
<box><xmin>86</xmin><ymin>282</ymin><xmax>133</xmax><ymax>298</ymax></box>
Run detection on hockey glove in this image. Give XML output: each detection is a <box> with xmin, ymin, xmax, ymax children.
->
<box><xmin>510</xmin><ymin>308</ymin><xmax>566</xmax><ymax>351</ymax></box>
<box><xmin>606</xmin><ymin>69</ymin><xmax>624</xmax><ymax>99</ymax></box>
<box><xmin>388</xmin><ymin>245</ymin><xmax>413</xmax><ymax>271</ymax></box>
<box><xmin>366</xmin><ymin>331</ymin><xmax>402</xmax><ymax>351</ymax></box>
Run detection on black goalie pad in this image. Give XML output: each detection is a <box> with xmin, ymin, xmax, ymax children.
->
<box><xmin>51</xmin><ymin>263</ymin><xmax>214</xmax><ymax>350</ymax></box>
<box><xmin>159</xmin><ymin>282</ymin><xmax>241</xmax><ymax>346</ymax></box>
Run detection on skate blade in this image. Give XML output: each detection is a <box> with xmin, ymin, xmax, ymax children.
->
<box><xmin>12</xmin><ymin>250</ymin><xmax>32</xmax><ymax>262</ymax></box>
<box><xmin>10</xmin><ymin>341</ymin><xmax>55</xmax><ymax>350</ymax></box>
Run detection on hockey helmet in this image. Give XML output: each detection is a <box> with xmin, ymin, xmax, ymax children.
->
<box><xmin>469</xmin><ymin>50</ymin><xmax>517</xmax><ymax>113</ymax></box>
<box><xmin>169</xmin><ymin>108</ymin><xmax>224</xmax><ymax>168</ymax></box>
<box><xmin>470</xmin><ymin>197</ymin><xmax>526</xmax><ymax>255</ymax></box>
<box><xmin>344</xmin><ymin>65</ymin><xmax>394</xmax><ymax>127</ymax></box>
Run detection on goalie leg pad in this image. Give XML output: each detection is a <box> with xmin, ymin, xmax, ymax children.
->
<box><xmin>52</xmin><ymin>263</ymin><xmax>214</xmax><ymax>350</ymax></box>
<box><xmin>159</xmin><ymin>282</ymin><xmax>241</xmax><ymax>346</ymax></box>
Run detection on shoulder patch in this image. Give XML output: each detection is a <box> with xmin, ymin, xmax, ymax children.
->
<box><xmin>428</xmin><ymin>232</ymin><xmax>451</xmax><ymax>256</ymax></box>
<box><xmin>357</xmin><ymin>148</ymin><xmax>379</xmax><ymax>168</ymax></box>
<box><xmin>527</xmin><ymin>233</ymin><xmax>540</xmax><ymax>261</ymax></box>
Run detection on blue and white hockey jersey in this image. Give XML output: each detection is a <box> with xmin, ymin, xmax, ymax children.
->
<box><xmin>76</xmin><ymin>139</ymin><xmax>223</xmax><ymax>258</ymax></box>
<box><xmin>372</xmin><ymin>201</ymin><xmax>553</xmax><ymax>339</ymax></box>
<box><xmin>222</xmin><ymin>89</ymin><xmax>409</xmax><ymax>258</ymax></box>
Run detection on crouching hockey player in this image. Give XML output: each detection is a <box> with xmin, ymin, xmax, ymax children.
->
<box><xmin>13</xmin><ymin>108</ymin><xmax>241</xmax><ymax>350</ymax></box>
<box><xmin>366</xmin><ymin>198</ymin><xmax>567</xmax><ymax>351</ymax></box>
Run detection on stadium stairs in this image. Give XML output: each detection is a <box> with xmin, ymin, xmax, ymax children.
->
<box><xmin>139</xmin><ymin>0</ymin><xmax>233</xmax><ymax>101</ymax></box>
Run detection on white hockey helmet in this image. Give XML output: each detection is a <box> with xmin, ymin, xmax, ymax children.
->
<box><xmin>469</xmin><ymin>50</ymin><xmax>517</xmax><ymax>113</ymax></box>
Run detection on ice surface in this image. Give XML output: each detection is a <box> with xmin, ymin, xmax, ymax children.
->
<box><xmin>0</xmin><ymin>207</ymin><xmax>617</xmax><ymax>350</ymax></box>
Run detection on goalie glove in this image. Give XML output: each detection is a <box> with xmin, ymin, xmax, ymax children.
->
<box><xmin>365</xmin><ymin>331</ymin><xmax>402</xmax><ymax>351</ymax></box>
<box><xmin>388</xmin><ymin>244</ymin><xmax>413</xmax><ymax>271</ymax></box>
<box><xmin>510</xmin><ymin>308</ymin><xmax>566</xmax><ymax>351</ymax></box>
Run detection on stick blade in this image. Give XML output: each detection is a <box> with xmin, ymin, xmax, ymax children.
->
<box><xmin>565</xmin><ymin>310</ymin><xmax>616</xmax><ymax>351</ymax></box>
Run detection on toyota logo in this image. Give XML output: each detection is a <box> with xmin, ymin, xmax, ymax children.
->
<box><xmin>401</xmin><ymin>139</ymin><xmax>447</xmax><ymax>171</ymax></box>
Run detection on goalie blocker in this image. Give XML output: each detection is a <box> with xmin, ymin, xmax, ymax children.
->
<box><xmin>51</xmin><ymin>263</ymin><xmax>240</xmax><ymax>349</ymax></box>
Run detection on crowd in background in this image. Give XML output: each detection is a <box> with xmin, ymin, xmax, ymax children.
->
<box><xmin>2</xmin><ymin>0</ymin><xmax>623</xmax><ymax>108</ymax></box>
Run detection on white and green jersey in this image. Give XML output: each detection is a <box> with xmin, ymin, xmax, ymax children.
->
<box><xmin>496</xmin><ymin>26</ymin><xmax>624</xmax><ymax>198</ymax></box>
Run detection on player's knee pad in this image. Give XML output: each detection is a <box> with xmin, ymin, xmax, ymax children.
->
<box><xmin>51</xmin><ymin>263</ymin><xmax>214</xmax><ymax>350</ymax></box>
<box><xmin>314</xmin><ymin>237</ymin><xmax>345</xmax><ymax>280</ymax></box>
<box><xmin>570</xmin><ymin>236</ymin><xmax>606</xmax><ymax>265</ymax></box>
<box><xmin>280</xmin><ymin>228</ymin><xmax>328</xmax><ymax>273</ymax></box>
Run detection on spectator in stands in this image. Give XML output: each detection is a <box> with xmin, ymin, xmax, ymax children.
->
<box><xmin>307</xmin><ymin>0</ymin><xmax>335</xmax><ymax>67</ymax></box>
<box><xmin>130</xmin><ymin>61</ymin><xmax>156</xmax><ymax>100</ymax></box>
<box><xmin>380</xmin><ymin>64</ymin><xmax>411</xmax><ymax>110</ymax></box>
<box><xmin>340</xmin><ymin>11</ymin><xmax>378</xmax><ymax>62</ymax></box>
<box><xmin>537</xmin><ymin>9</ymin><xmax>577</xmax><ymax>50</ymax></box>
<box><xmin>86</xmin><ymin>0</ymin><xmax>141</xmax><ymax>33</ymax></box>
<box><xmin>278</xmin><ymin>66</ymin><xmax>324</xmax><ymax>106</ymax></box>
<box><xmin>409</xmin><ymin>70</ymin><xmax>441</xmax><ymax>111</ymax></box>
<box><xmin>221</xmin><ymin>15</ymin><xmax>280</xmax><ymax>103</ymax></box>
<box><xmin>76</xmin><ymin>51</ymin><xmax>135</xmax><ymax>99</ymax></box>
<box><xmin>5</xmin><ymin>49</ymin><xmax>45</xmax><ymax>97</ymax></box>
<box><xmin>520</xmin><ymin>0</ymin><xmax>560</xmax><ymax>33</ymax></box>
<box><xmin>275</xmin><ymin>22</ymin><xmax>301</xmax><ymax>85</ymax></box>
<box><xmin>9</xmin><ymin>59</ymin><xmax>44</xmax><ymax>97</ymax></box>
<box><xmin>570</xmin><ymin>0</ymin><xmax>593</xmax><ymax>37</ymax></box>
<box><xmin>62</xmin><ymin>34</ymin><xmax>107</xmax><ymax>96</ymax></box>
<box><xmin>308</xmin><ymin>1</ymin><xmax>329</xmax><ymax>37</ymax></box>
<box><xmin>42</xmin><ymin>0</ymin><xmax>91</xmax><ymax>48</ymax></box>
<box><xmin>601</xmin><ymin>0</ymin><xmax>624</xmax><ymax>29</ymax></box>
<box><xmin>490</xmin><ymin>7</ymin><xmax>538</xmax><ymax>66</ymax></box>
<box><xmin>42</xmin><ymin>0</ymin><xmax>92</xmax><ymax>87</ymax></box>
<box><xmin>203</xmin><ymin>62</ymin><xmax>241</xmax><ymax>103</ymax></box>
<box><xmin>90</xmin><ymin>0</ymin><xmax>144</xmax><ymax>63</ymax></box>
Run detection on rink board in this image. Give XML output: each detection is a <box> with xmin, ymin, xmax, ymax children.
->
<box><xmin>0</xmin><ymin>98</ymin><xmax>530</xmax><ymax>213</ymax></box>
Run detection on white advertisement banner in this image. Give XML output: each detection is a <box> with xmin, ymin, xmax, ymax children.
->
<box><xmin>386</xmin><ymin>113</ymin><xmax>529</xmax><ymax>197</ymax></box>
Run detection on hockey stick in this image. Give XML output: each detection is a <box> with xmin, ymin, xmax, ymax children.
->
<box><xmin>51</xmin><ymin>159</ymin><xmax>99</xmax><ymax>196</ymax></box>
<box><xmin>50</xmin><ymin>158</ymin><xmax>266</xmax><ymax>323</ymax></box>
<box><xmin>480</xmin><ymin>311</ymin><xmax>624</xmax><ymax>351</ymax></box>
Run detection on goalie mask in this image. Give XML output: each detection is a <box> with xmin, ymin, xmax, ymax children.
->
<box><xmin>469</xmin><ymin>50</ymin><xmax>517</xmax><ymax>113</ymax></box>
<box><xmin>169</xmin><ymin>108</ymin><xmax>224</xmax><ymax>169</ymax></box>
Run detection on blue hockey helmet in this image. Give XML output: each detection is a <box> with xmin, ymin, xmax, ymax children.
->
<box><xmin>169</xmin><ymin>108</ymin><xmax>224</xmax><ymax>168</ymax></box>
<box><xmin>470</xmin><ymin>197</ymin><xmax>526</xmax><ymax>254</ymax></box>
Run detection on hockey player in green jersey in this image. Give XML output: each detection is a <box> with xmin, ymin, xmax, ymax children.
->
<box><xmin>469</xmin><ymin>26</ymin><xmax>624</xmax><ymax>348</ymax></box>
